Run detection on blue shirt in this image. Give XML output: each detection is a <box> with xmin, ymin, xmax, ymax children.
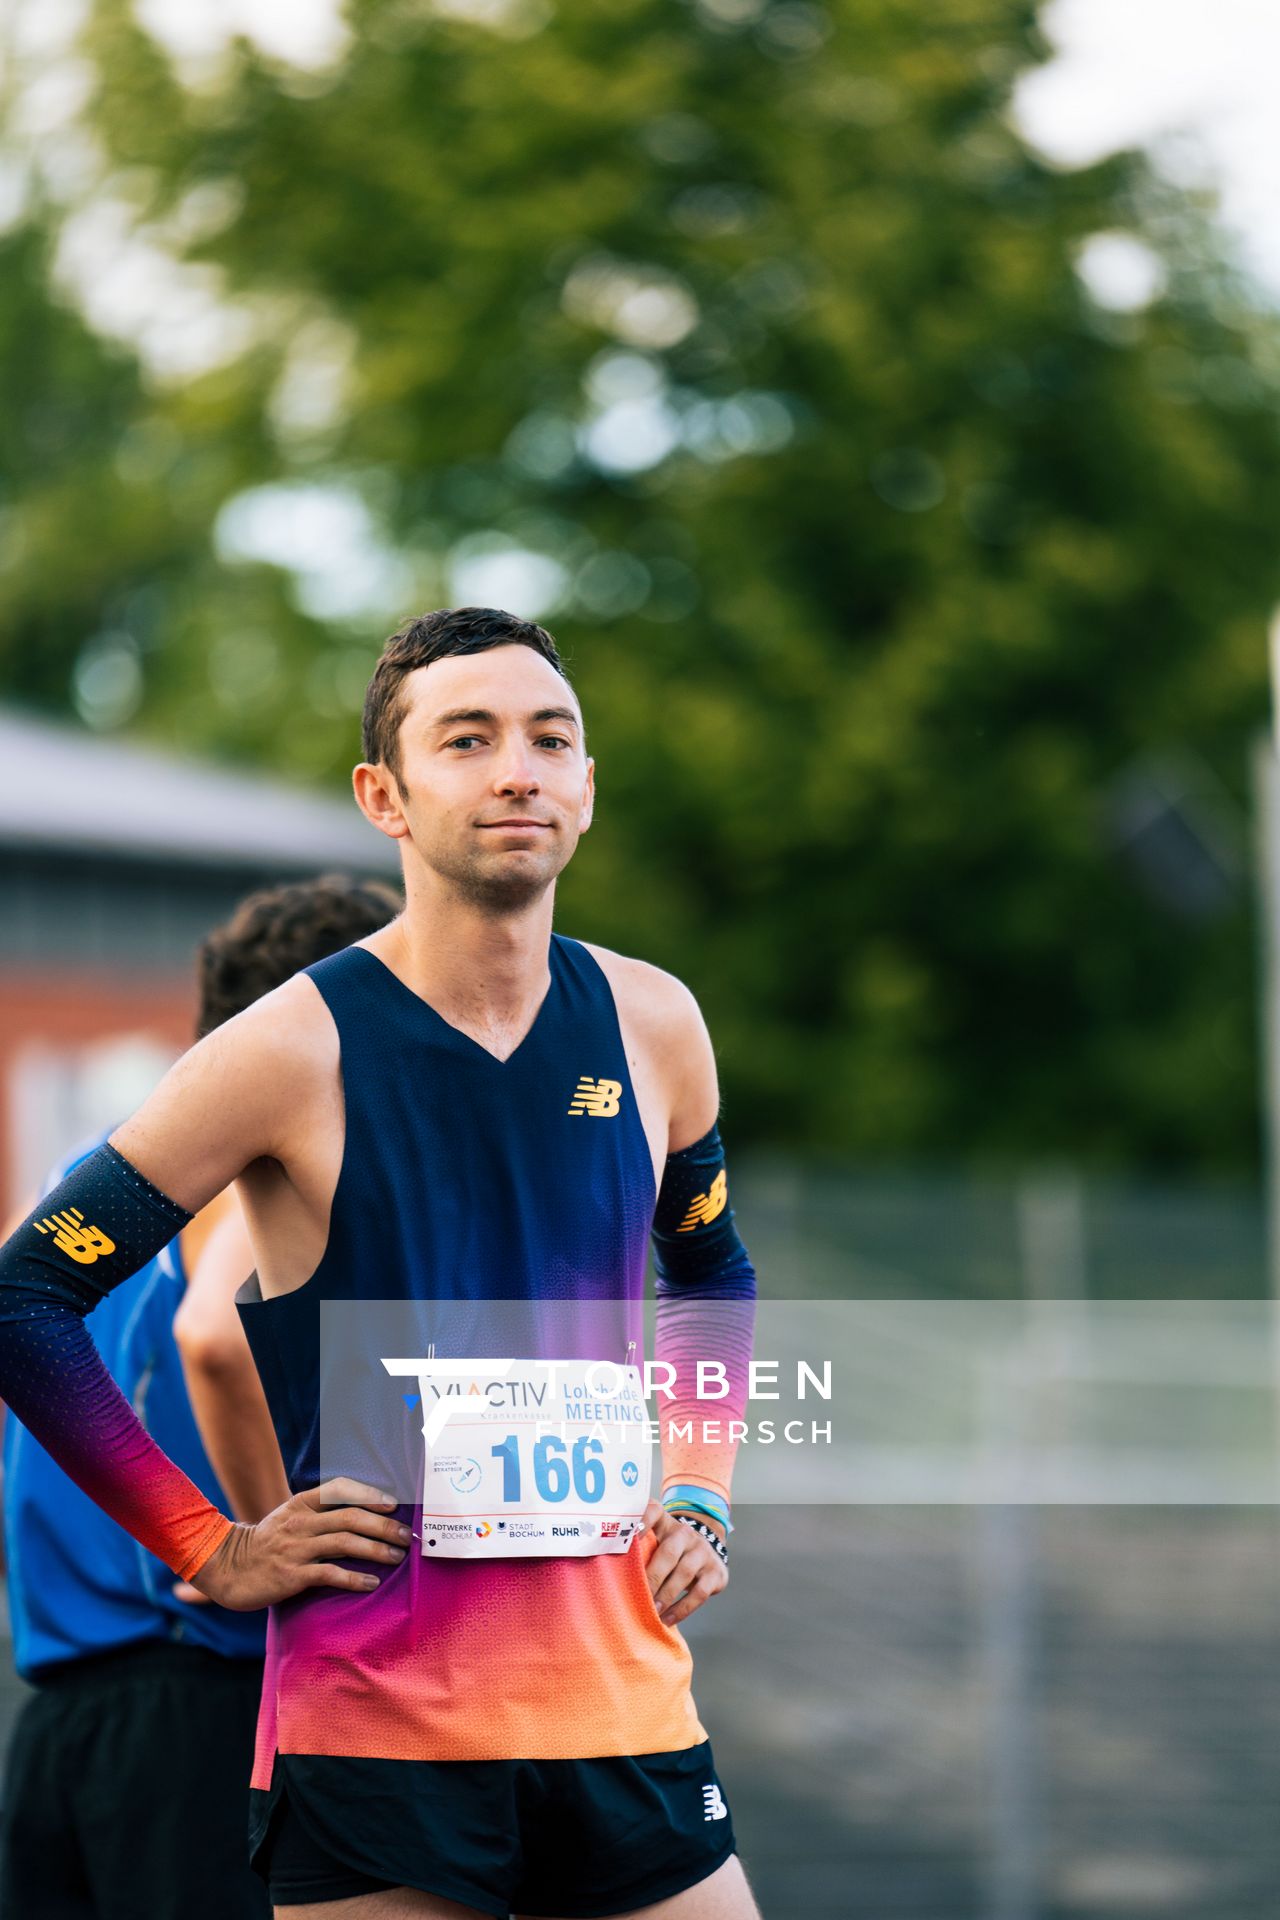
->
<box><xmin>3</xmin><ymin>1136</ymin><xmax>266</xmax><ymax>1680</ymax></box>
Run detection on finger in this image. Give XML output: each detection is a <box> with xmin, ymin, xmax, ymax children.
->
<box><xmin>310</xmin><ymin>1530</ymin><xmax>408</xmax><ymax>1566</ymax></box>
<box><xmin>304</xmin><ymin>1564</ymin><xmax>382</xmax><ymax>1592</ymax></box>
<box><xmin>651</xmin><ymin>1551</ymin><xmax>700</xmax><ymax>1613</ymax></box>
<box><xmin>641</xmin><ymin>1499</ymin><xmax>664</xmax><ymax>1531</ymax></box>
<box><xmin>301</xmin><ymin>1478</ymin><xmax>399</xmax><ymax>1510</ymax></box>
<box><xmin>307</xmin><ymin>1506</ymin><xmax>413</xmax><ymax>1546</ymax></box>
<box><xmin>644</xmin><ymin>1537</ymin><xmax>688</xmax><ymax>1595</ymax></box>
<box><xmin>647</xmin><ymin>1512</ymin><xmax>682</xmax><ymax>1543</ymax></box>
<box><xmin>653</xmin><ymin>1575</ymin><xmax>693</xmax><ymax>1615</ymax></box>
<box><xmin>660</xmin><ymin>1570</ymin><xmax>719</xmax><ymax>1627</ymax></box>
<box><xmin>171</xmin><ymin>1580</ymin><xmax>211</xmax><ymax>1604</ymax></box>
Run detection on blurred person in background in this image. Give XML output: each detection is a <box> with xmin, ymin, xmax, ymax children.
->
<box><xmin>0</xmin><ymin>872</ymin><xmax>402</xmax><ymax>1920</ymax></box>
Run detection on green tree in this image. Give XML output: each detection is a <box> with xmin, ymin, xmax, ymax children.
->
<box><xmin>2</xmin><ymin>0</ymin><xmax>1277</xmax><ymax>1172</ymax></box>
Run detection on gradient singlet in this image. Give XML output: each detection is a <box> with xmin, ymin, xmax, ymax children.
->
<box><xmin>237</xmin><ymin>935</ymin><xmax>706</xmax><ymax>1798</ymax></box>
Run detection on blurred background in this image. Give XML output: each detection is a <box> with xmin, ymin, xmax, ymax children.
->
<box><xmin>3</xmin><ymin>0</ymin><xmax>1280</xmax><ymax>1914</ymax></box>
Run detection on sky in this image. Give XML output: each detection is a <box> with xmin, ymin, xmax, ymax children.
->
<box><xmin>1016</xmin><ymin>0</ymin><xmax>1280</xmax><ymax>301</ymax></box>
<box><xmin>11</xmin><ymin>0</ymin><xmax>1280</xmax><ymax>365</ymax></box>
<box><xmin>87</xmin><ymin>0</ymin><xmax>1280</xmax><ymax>302</ymax></box>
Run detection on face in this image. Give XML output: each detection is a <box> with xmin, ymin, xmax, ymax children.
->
<box><xmin>359</xmin><ymin>645</ymin><xmax>595</xmax><ymax>911</ymax></box>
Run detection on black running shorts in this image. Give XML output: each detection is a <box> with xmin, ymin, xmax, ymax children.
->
<box><xmin>251</xmin><ymin>1742</ymin><xmax>738</xmax><ymax>1916</ymax></box>
<box><xmin>0</xmin><ymin>1639</ymin><xmax>268</xmax><ymax>1920</ymax></box>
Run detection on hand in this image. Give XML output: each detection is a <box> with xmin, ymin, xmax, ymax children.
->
<box><xmin>188</xmin><ymin>1477</ymin><xmax>412</xmax><ymax>1610</ymax></box>
<box><xmin>640</xmin><ymin>1498</ymin><xmax>728</xmax><ymax>1628</ymax></box>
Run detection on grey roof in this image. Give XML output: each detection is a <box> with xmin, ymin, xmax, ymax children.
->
<box><xmin>0</xmin><ymin>706</ymin><xmax>399</xmax><ymax>874</ymax></box>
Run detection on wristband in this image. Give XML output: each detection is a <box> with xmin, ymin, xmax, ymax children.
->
<box><xmin>674</xmin><ymin>1513</ymin><xmax>728</xmax><ymax>1565</ymax></box>
<box><xmin>664</xmin><ymin>1497</ymin><xmax>733</xmax><ymax>1537</ymax></box>
<box><xmin>663</xmin><ymin>1484</ymin><xmax>732</xmax><ymax>1532</ymax></box>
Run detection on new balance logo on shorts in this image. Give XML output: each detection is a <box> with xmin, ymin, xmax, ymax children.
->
<box><xmin>702</xmin><ymin>1785</ymin><xmax>728</xmax><ymax>1822</ymax></box>
<box><xmin>567</xmin><ymin>1076</ymin><xmax>622</xmax><ymax>1117</ymax></box>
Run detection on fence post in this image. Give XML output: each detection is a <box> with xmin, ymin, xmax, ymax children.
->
<box><xmin>980</xmin><ymin>1174</ymin><xmax>1084</xmax><ymax>1919</ymax></box>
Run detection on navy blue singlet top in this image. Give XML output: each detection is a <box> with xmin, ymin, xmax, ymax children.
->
<box><xmin>237</xmin><ymin>935</ymin><xmax>705</xmax><ymax>1783</ymax></box>
<box><xmin>239</xmin><ymin>935</ymin><xmax>656</xmax><ymax>1488</ymax></box>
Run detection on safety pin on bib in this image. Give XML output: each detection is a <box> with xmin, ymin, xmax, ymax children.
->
<box><xmin>405</xmin><ymin>1342</ymin><xmax>435</xmax><ymax>1541</ymax></box>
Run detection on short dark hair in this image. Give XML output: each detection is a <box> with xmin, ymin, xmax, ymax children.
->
<box><xmin>362</xmin><ymin>606</ymin><xmax>570</xmax><ymax>786</ymax></box>
<box><xmin>196</xmin><ymin>873</ymin><xmax>402</xmax><ymax>1037</ymax></box>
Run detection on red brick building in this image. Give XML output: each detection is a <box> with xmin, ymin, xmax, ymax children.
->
<box><xmin>0</xmin><ymin>707</ymin><xmax>398</xmax><ymax>1215</ymax></box>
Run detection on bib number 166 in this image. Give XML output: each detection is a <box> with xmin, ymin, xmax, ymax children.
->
<box><xmin>490</xmin><ymin>1432</ymin><xmax>606</xmax><ymax>1504</ymax></box>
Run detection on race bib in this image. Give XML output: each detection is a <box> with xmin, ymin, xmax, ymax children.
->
<box><xmin>392</xmin><ymin>1357</ymin><xmax>653</xmax><ymax>1558</ymax></box>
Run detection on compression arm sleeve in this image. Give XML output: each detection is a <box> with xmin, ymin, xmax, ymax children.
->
<box><xmin>0</xmin><ymin>1143</ymin><xmax>234</xmax><ymax>1581</ymax></box>
<box><xmin>651</xmin><ymin>1123</ymin><xmax>756</xmax><ymax>1521</ymax></box>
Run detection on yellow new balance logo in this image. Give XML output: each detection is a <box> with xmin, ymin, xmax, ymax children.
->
<box><xmin>568</xmin><ymin>1076</ymin><xmax>623</xmax><ymax>1117</ymax></box>
<box><xmin>678</xmin><ymin>1169</ymin><xmax>728</xmax><ymax>1232</ymax></box>
<box><xmin>33</xmin><ymin>1208</ymin><xmax>117</xmax><ymax>1265</ymax></box>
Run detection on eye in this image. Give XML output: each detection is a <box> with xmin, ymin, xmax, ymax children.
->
<box><xmin>445</xmin><ymin>735</ymin><xmax>483</xmax><ymax>750</ymax></box>
<box><xmin>537</xmin><ymin>735</ymin><xmax>572</xmax><ymax>750</ymax></box>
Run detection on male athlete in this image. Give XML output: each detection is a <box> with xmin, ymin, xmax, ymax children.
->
<box><xmin>0</xmin><ymin>607</ymin><xmax>760</xmax><ymax>1919</ymax></box>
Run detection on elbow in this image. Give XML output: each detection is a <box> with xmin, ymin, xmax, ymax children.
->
<box><xmin>173</xmin><ymin>1324</ymin><xmax>246</xmax><ymax>1381</ymax></box>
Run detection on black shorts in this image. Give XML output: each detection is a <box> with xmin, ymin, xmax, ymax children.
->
<box><xmin>0</xmin><ymin>1638</ymin><xmax>269</xmax><ymax>1920</ymax></box>
<box><xmin>251</xmin><ymin>1743</ymin><xmax>738</xmax><ymax>1916</ymax></box>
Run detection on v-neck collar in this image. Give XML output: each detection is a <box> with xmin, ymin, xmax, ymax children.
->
<box><xmin>351</xmin><ymin>942</ymin><xmax>560</xmax><ymax>1068</ymax></box>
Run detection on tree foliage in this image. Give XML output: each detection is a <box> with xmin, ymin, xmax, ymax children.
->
<box><xmin>2</xmin><ymin>0</ymin><xmax>1278</xmax><ymax>1171</ymax></box>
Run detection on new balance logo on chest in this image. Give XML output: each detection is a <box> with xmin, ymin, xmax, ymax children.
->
<box><xmin>567</xmin><ymin>1076</ymin><xmax>623</xmax><ymax>1117</ymax></box>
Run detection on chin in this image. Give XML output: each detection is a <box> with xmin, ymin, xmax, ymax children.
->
<box><xmin>461</xmin><ymin>860</ymin><xmax>559</xmax><ymax>911</ymax></box>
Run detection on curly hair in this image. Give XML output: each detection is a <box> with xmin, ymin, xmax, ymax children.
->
<box><xmin>196</xmin><ymin>873</ymin><xmax>402</xmax><ymax>1037</ymax></box>
<box><xmin>362</xmin><ymin>606</ymin><xmax>570</xmax><ymax>787</ymax></box>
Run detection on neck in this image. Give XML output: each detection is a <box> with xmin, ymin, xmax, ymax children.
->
<box><xmin>367</xmin><ymin>862</ymin><xmax>556</xmax><ymax>1050</ymax></box>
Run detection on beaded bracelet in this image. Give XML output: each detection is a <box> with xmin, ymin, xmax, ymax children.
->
<box><xmin>673</xmin><ymin>1513</ymin><xmax>729</xmax><ymax>1565</ymax></box>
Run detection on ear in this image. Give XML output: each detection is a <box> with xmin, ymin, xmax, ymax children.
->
<box><xmin>353</xmin><ymin>763</ymin><xmax>411</xmax><ymax>841</ymax></box>
<box><xmin>578</xmin><ymin>757</ymin><xmax>596</xmax><ymax>835</ymax></box>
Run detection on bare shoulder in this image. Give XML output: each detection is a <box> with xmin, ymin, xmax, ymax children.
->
<box><xmin>109</xmin><ymin>971</ymin><xmax>340</xmax><ymax>1209</ymax></box>
<box><xmin>235</xmin><ymin>968</ymin><xmax>342</xmax><ymax>1058</ymax></box>
<box><xmin>177</xmin><ymin>971</ymin><xmax>338</xmax><ymax>1092</ymax></box>
<box><xmin>580</xmin><ymin>943</ymin><xmax>705</xmax><ymax>1040</ymax></box>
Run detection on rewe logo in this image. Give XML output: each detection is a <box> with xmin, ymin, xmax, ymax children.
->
<box><xmin>678</xmin><ymin>1170</ymin><xmax>728</xmax><ymax>1233</ymax></box>
<box><xmin>702</xmin><ymin>1785</ymin><xmax>728</xmax><ymax>1823</ymax></box>
<box><xmin>567</xmin><ymin>1076</ymin><xmax>622</xmax><ymax>1117</ymax></box>
<box><xmin>33</xmin><ymin>1208</ymin><xmax>116</xmax><ymax>1265</ymax></box>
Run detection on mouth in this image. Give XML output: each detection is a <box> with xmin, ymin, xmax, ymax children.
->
<box><xmin>477</xmin><ymin>819</ymin><xmax>553</xmax><ymax>833</ymax></box>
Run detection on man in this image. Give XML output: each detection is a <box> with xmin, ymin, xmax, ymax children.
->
<box><xmin>0</xmin><ymin>608</ymin><xmax>760</xmax><ymax>1919</ymax></box>
<box><xmin>0</xmin><ymin>873</ymin><xmax>400</xmax><ymax>1920</ymax></box>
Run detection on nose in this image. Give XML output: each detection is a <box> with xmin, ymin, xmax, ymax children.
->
<box><xmin>493</xmin><ymin>736</ymin><xmax>540</xmax><ymax>798</ymax></box>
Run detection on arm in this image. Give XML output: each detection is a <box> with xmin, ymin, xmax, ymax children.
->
<box><xmin>0</xmin><ymin>1193</ymin><xmax>36</xmax><ymax>1575</ymax></box>
<box><xmin>636</xmin><ymin>976</ymin><xmax>757</xmax><ymax>1627</ymax></box>
<box><xmin>650</xmin><ymin>983</ymin><xmax>756</xmax><ymax>1528</ymax></box>
<box><xmin>0</xmin><ymin>1146</ymin><xmax>232</xmax><ymax>1580</ymax></box>
<box><xmin>175</xmin><ymin>1197</ymin><xmax>290</xmax><ymax>1525</ymax></box>
<box><xmin>0</xmin><ymin>984</ymin><xmax>410</xmax><ymax>1604</ymax></box>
